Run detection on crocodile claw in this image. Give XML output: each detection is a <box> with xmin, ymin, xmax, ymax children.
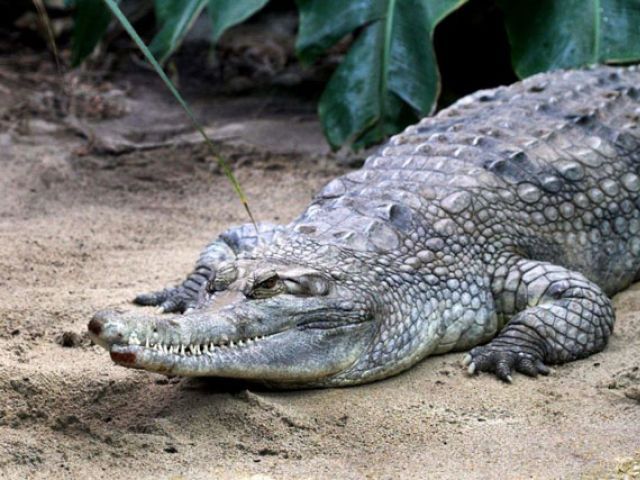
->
<box><xmin>134</xmin><ymin>286</ymin><xmax>197</xmax><ymax>314</ymax></box>
<box><xmin>464</xmin><ymin>346</ymin><xmax>551</xmax><ymax>383</ymax></box>
<box><xmin>462</xmin><ymin>354</ymin><xmax>473</xmax><ymax>366</ymax></box>
<box><xmin>133</xmin><ymin>289</ymin><xmax>170</xmax><ymax>306</ymax></box>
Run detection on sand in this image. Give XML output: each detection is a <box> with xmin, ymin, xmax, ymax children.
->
<box><xmin>0</xmin><ymin>55</ymin><xmax>639</xmax><ymax>480</ymax></box>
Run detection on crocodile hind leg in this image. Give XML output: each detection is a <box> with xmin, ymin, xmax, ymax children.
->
<box><xmin>133</xmin><ymin>223</ymin><xmax>285</xmax><ymax>313</ymax></box>
<box><xmin>465</xmin><ymin>256</ymin><xmax>615</xmax><ymax>382</ymax></box>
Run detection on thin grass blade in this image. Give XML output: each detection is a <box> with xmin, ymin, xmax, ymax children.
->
<box><xmin>102</xmin><ymin>0</ymin><xmax>257</xmax><ymax>228</ymax></box>
<box><xmin>32</xmin><ymin>0</ymin><xmax>63</xmax><ymax>75</ymax></box>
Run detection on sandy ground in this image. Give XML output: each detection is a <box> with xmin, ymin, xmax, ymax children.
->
<box><xmin>1</xmin><ymin>57</ymin><xmax>639</xmax><ymax>480</ymax></box>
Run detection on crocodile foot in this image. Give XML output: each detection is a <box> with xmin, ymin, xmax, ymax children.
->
<box><xmin>463</xmin><ymin>346</ymin><xmax>551</xmax><ymax>383</ymax></box>
<box><xmin>133</xmin><ymin>286</ymin><xmax>199</xmax><ymax>313</ymax></box>
<box><xmin>133</xmin><ymin>263</ymin><xmax>214</xmax><ymax>314</ymax></box>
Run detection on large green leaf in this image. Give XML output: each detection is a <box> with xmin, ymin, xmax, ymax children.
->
<box><xmin>153</xmin><ymin>0</ymin><xmax>176</xmax><ymax>25</ymax></box>
<box><xmin>208</xmin><ymin>0</ymin><xmax>269</xmax><ymax>43</ymax></box>
<box><xmin>68</xmin><ymin>0</ymin><xmax>117</xmax><ymax>66</ymax></box>
<box><xmin>149</xmin><ymin>0</ymin><xmax>269</xmax><ymax>64</ymax></box>
<box><xmin>499</xmin><ymin>0</ymin><xmax>640</xmax><ymax>77</ymax></box>
<box><xmin>149</xmin><ymin>0</ymin><xmax>208</xmax><ymax>64</ymax></box>
<box><xmin>297</xmin><ymin>0</ymin><xmax>467</xmax><ymax>150</ymax></box>
<box><xmin>296</xmin><ymin>1</ymin><xmax>383</xmax><ymax>64</ymax></box>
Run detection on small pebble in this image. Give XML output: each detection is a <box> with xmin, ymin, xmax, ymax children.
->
<box><xmin>59</xmin><ymin>331</ymin><xmax>82</xmax><ymax>348</ymax></box>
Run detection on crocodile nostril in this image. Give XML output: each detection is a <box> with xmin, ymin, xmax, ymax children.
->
<box><xmin>88</xmin><ymin>316</ymin><xmax>103</xmax><ymax>336</ymax></box>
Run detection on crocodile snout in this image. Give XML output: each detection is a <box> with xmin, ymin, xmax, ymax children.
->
<box><xmin>87</xmin><ymin>309</ymin><xmax>127</xmax><ymax>349</ymax></box>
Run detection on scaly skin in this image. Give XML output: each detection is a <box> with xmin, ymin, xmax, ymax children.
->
<box><xmin>89</xmin><ymin>65</ymin><xmax>640</xmax><ymax>388</ymax></box>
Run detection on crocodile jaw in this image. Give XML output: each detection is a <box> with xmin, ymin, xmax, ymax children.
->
<box><xmin>88</xmin><ymin>305</ymin><xmax>372</xmax><ymax>385</ymax></box>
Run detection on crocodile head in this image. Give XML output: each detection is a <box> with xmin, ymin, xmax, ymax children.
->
<box><xmin>88</xmin><ymin>250</ymin><xmax>380</xmax><ymax>387</ymax></box>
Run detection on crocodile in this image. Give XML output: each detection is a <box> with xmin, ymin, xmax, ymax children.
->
<box><xmin>88</xmin><ymin>65</ymin><xmax>640</xmax><ymax>388</ymax></box>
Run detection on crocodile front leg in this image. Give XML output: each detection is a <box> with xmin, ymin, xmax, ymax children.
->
<box><xmin>465</xmin><ymin>256</ymin><xmax>615</xmax><ymax>382</ymax></box>
<box><xmin>133</xmin><ymin>223</ymin><xmax>285</xmax><ymax>313</ymax></box>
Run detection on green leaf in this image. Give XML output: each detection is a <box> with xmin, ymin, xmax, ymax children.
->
<box><xmin>499</xmin><ymin>0</ymin><xmax>640</xmax><ymax>78</ymax></box>
<box><xmin>295</xmin><ymin>0</ymin><xmax>383</xmax><ymax>64</ymax></box>
<box><xmin>149</xmin><ymin>0</ymin><xmax>208</xmax><ymax>64</ymax></box>
<box><xmin>103</xmin><ymin>0</ymin><xmax>257</xmax><ymax>228</ymax></box>
<box><xmin>299</xmin><ymin>0</ymin><xmax>466</xmax><ymax>149</ymax></box>
<box><xmin>69</xmin><ymin>0</ymin><xmax>117</xmax><ymax>66</ymax></box>
<box><xmin>208</xmin><ymin>0</ymin><xmax>269</xmax><ymax>43</ymax></box>
<box><xmin>153</xmin><ymin>0</ymin><xmax>175</xmax><ymax>25</ymax></box>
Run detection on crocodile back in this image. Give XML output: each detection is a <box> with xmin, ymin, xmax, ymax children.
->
<box><xmin>292</xmin><ymin>66</ymin><xmax>640</xmax><ymax>294</ymax></box>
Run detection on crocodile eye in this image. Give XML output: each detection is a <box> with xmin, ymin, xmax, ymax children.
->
<box><xmin>246</xmin><ymin>271</ymin><xmax>284</xmax><ymax>299</ymax></box>
<box><xmin>257</xmin><ymin>276</ymin><xmax>278</xmax><ymax>289</ymax></box>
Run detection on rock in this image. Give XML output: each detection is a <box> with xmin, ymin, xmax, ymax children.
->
<box><xmin>58</xmin><ymin>331</ymin><xmax>83</xmax><ymax>348</ymax></box>
<box><xmin>624</xmin><ymin>387</ymin><xmax>640</xmax><ymax>402</ymax></box>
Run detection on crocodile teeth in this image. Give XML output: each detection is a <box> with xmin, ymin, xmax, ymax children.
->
<box><xmin>142</xmin><ymin>335</ymin><xmax>270</xmax><ymax>356</ymax></box>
